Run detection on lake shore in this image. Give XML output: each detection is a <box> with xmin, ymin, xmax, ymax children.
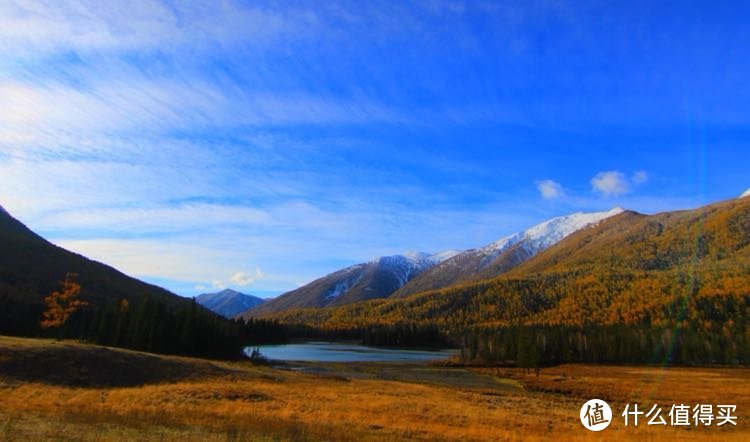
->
<box><xmin>247</xmin><ymin>341</ymin><xmax>458</xmax><ymax>363</ymax></box>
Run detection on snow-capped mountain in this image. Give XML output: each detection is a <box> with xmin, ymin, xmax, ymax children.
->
<box><xmin>394</xmin><ymin>208</ymin><xmax>625</xmax><ymax>298</ymax></box>
<box><xmin>740</xmin><ymin>188</ymin><xmax>750</xmax><ymax>198</ymax></box>
<box><xmin>242</xmin><ymin>208</ymin><xmax>626</xmax><ymax>317</ymax></box>
<box><xmin>196</xmin><ymin>288</ymin><xmax>266</xmax><ymax>318</ymax></box>
<box><xmin>484</xmin><ymin>207</ymin><xmax>624</xmax><ymax>257</ymax></box>
<box><xmin>374</xmin><ymin>251</ymin><xmax>460</xmax><ymax>288</ymax></box>
<box><xmin>242</xmin><ymin>251</ymin><xmax>457</xmax><ymax>317</ymax></box>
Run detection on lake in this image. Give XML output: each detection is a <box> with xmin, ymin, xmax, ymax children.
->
<box><xmin>245</xmin><ymin>341</ymin><xmax>458</xmax><ymax>362</ymax></box>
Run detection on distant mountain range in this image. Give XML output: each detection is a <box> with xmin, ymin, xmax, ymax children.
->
<box><xmin>261</xmin><ymin>195</ymin><xmax>750</xmax><ymax>330</ymax></box>
<box><xmin>242</xmin><ymin>208</ymin><xmax>623</xmax><ymax>318</ymax></box>
<box><xmin>196</xmin><ymin>289</ymin><xmax>265</xmax><ymax>318</ymax></box>
<box><xmin>3</xmin><ymin>190</ymin><xmax>748</xmax><ymax>342</ymax></box>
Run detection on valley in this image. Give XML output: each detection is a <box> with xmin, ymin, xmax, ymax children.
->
<box><xmin>1</xmin><ymin>335</ymin><xmax>747</xmax><ymax>441</ymax></box>
<box><xmin>2</xmin><ymin>3</ymin><xmax>748</xmax><ymax>440</ymax></box>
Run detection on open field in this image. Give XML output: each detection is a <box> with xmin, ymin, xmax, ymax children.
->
<box><xmin>0</xmin><ymin>336</ymin><xmax>748</xmax><ymax>441</ymax></box>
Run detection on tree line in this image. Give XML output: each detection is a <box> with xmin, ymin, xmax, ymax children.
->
<box><xmin>53</xmin><ymin>296</ymin><xmax>292</xmax><ymax>359</ymax></box>
<box><xmin>459</xmin><ymin>322</ymin><xmax>749</xmax><ymax>369</ymax></box>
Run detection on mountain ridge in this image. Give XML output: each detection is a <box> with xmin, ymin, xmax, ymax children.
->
<box><xmin>0</xmin><ymin>204</ymin><xmax>265</xmax><ymax>360</ymax></box>
<box><xmin>242</xmin><ymin>207</ymin><xmax>626</xmax><ymax>318</ymax></box>
<box><xmin>260</xmin><ymin>196</ymin><xmax>750</xmax><ymax>331</ymax></box>
<box><xmin>391</xmin><ymin>207</ymin><xmax>625</xmax><ymax>298</ymax></box>
<box><xmin>242</xmin><ymin>251</ymin><xmax>457</xmax><ymax>318</ymax></box>
<box><xmin>0</xmin><ymin>205</ymin><xmax>188</xmax><ymax>314</ymax></box>
<box><xmin>196</xmin><ymin>289</ymin><xmax>265</xmax><ymax>318</ymax></box>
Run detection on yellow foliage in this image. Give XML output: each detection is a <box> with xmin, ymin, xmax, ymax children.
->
<box><xmin>0</xmin><ymin>336</ymin><xmax>748</xmax><ymax>441</ymax></box>
<box><xmin>40</xmin><ymin>273</ymin><xmax>88</xmax><ymax>329</ymax></box>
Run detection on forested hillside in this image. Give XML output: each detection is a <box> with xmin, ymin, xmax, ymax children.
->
<box><xmin>0</xmin><ymin>207</ymin><xmax>184</xmax><ymax>336</ymax></box>
<box><xmin>393</xmin><ymin>208</ymin><xmax>623</xmax><ymax>298</ymax></box>
<box><xmin>0</xmin><ymin>207</ymin><xmax>288</xmax><ymax>358</ymax></box>
<box><xmin>264</xmin><ymin>198</ymin><xmax>750</xmax><ymax>364</ymax></box>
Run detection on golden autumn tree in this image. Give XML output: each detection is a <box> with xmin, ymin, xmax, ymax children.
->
<box><xmin>40</xmin><ymin>272</ymin><xmax>88</xmax><ymax>329</ymax></box>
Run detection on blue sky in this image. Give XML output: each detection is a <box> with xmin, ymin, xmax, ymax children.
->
<box><xmin>1</xmin><ymin>0</ymin><xmax>749</xmax><ymax>297</ymax></box>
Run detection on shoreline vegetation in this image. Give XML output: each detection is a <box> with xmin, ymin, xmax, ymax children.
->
<box><xmin>1</xmin><ymin>335</ymin><xmax>747</xmax><ymax>441</ymax></box>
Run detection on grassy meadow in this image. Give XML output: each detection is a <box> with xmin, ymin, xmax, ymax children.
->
<box><xmin>0</xmin><ymin>335</ymin><xmax>747</xmax><ymax>441</ymax></box>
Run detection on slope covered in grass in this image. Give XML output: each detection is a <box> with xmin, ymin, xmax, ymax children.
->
<box><xmin>0</xmin><ymin>335</ymin><xmax>747</xmax><ymax>441</ymax></box>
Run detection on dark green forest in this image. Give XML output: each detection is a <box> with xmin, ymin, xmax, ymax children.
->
<box><xmin>0</xmin><ymin>206</ymin><xmax>294</xmax><ymax>359</ymax></box>
<box><xmin>1</xmin><ymin>292</ymin><xmax>291</xmax><ymax>359</ymax></box>
<box><xmin>459</xmin><ymin>322</ymin><xmax>749</xmax><ymax>369</ymax></box>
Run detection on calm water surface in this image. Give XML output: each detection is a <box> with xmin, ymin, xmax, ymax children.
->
<box><xmin>245</xmin><ymin>341</ymin><xmax>458</xmax><ymax>362</ymax></box>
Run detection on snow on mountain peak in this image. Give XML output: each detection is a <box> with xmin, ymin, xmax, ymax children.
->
<box><xmin>485</xmin><ymin>232</ymin><xmax>524</xmax><ymax>253</ymax></box>
<box><xmin>401</xmin><ymin>251</ymin><xmax>432</xmax><ymax>262</ymax></box>
<box><xmin>374</xmin><ymin>250</ymin><xmax>460</xmax><ymax>266</ymax></box>
<box><xmin>481</xmin><ymin>207</ymin><xmax>624</xmax><ymax>258</ymax></box>
<box><xmin>368</xmin><ymin>251</ymin><xmax>457</xmax><ymax>289</ymax></box>
<box><xmin>740</xmin><ymin>188</ymin><xmax>750</xmax><ymax>198</ymax></box>
<box><xmin>427</xmin><ymin>250</ymin><xmax>461</xmax><ymax>263</ymax></box>
<box><xmin>522</xmin><ymin>207</ymin><xmax>624</xmax><ymax>251</ymax></box>
<box><xmin>325</xmin><ymin>251</ymin><xmax>454</xmax><ymax>300</ymax></box>
<box><xmin>321</xmin><ymin>207</ymin><xmax>626</xmax><ymax>302</ymax></box>
<box><xmin>379</xmin><ymin>254</ymin><xmax>430</xmax><ymax>274</ymax></box>
<box><xmin>0</xmin><ymin>205</ymin><xmax>7</xmax><ymax>215</ymax></box>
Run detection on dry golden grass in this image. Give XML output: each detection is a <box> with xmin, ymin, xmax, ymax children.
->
<box><xmin>0</xmin><ymin>336</ymin><xmax>747</xmax><ymax>441</ymax></box>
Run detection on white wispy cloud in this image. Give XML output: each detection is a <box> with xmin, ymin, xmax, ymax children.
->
<box><xmin>230</xmin><ymin>268</ymin><xmax>264</xmax><ymax>286</ymax></box>
<box><xmin>536</xmin><ymin>179</ymin><xmax>565</xmax><ymax>199</ymax></box>
<box><xmin>590</xmin><ymin>170</ymin><xmax>650</xmax><ymax>197</ymax></box>
<box><xmin>0</xmin><ymin>0</ymin><xmax>315</xmax><ymax>56</ymax></box>
<box><xmin>0</xmin><ymin>77</ymin><xmax>404</xmax><ymax>146</ymax></box>
<box><xmin>0</xmin><ymin>0</ymin><xmax>706</xmax><ymax>299</ymax></box>
<box><xmin>591</xmin><ymin>170</ymin><xmax>630</xmax><ymax>196</ymax></box>
<box><xmin>39</xmin><ymin>196</ymin><xmax>541</xmax><ymax>294</ymax></box>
